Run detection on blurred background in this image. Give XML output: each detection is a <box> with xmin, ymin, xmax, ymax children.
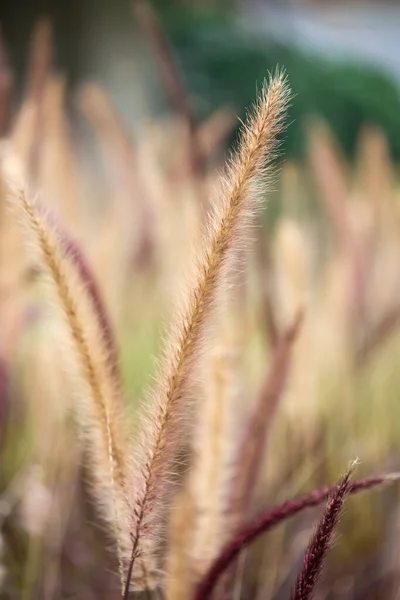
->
<box><xmin>2</xmin><ymin>0</ymin><xmax>400</xmax><ymax>156</ymax></box>
<box><xmin>2</xmin><ymin>1</ymin><xmax>400</xmax><ymax>599</ymax></box>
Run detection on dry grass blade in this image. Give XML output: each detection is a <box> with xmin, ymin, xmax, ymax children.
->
<box><xmin>356</xmin><ymin>126</ymin><xmax>395</xmax><ymax>224</ymax></box>
<box><xmin>4</xmin><ymin>160</ymin><xmax>133</xmax><ymax>591</ymax></box>
<box><xmin>26</xmin><ymin>18</ymin><xmax>53</xmax><ymax>104</ymax></box>
<box><xmin>256</xmin><ymin>230</ymin><xmax>279</xmax><ymax>346</ymax></box>
<box><xmin>78</xmin><ymin>83</ymin><xmax>138</xmax><ymax>189</ymax></box>
<box><xmin>24</xmin><ymin>17</ymin><xmax>53</xmax><ymax>181</ymax></box>
<box><xmin>197</xmin><ymin>108</ymin><xmax>236</xmax><ymax>161</ymax></box>
<box><xmin>308</xmin><ymin>121</ymin><xmax>367</xmax><ymax>333</ymax></box>
<box><xmin>292</xmin><ymin>465</ymin><xmax>353</xmax><ymax>600</ymax></box>
<box><xmin>78</xmin><ymin>82</ymin><xmax>154</xmax><ymax>266</ymax></box>
<box><xmin>39</xmin><ymin>75</ymin><xmax>83</xmax><ymax>230</ymax></box>
<box><xmin>231</xmin><ymin>310</ymin><xmax>303</xmax><ymax>524</ymax></box>
<box><xmin>355</xmin><ymin>304</ymin><xmax>400</xmax><ymax>367</ymax></box>
<box><xmin>194</xmin><ymin>472</ymin><xmax>399</xmax><ymax>600</ymax></box>
<box><xmin>307</xmin><ymin>121</ymin><xmax>350</xmax><ymax>251</ymax></box>
<box><xmin>189</xmin><ymin>321</ymin><xmax>243</xmax><ymax>583</ymax></box>
<box><xmin>0</xmin><ymin>29</ymin><xmax>13</xmax><ymax>137</ymax></box>
<box><xmin>132</xmin><ymin>0</ymin><xmax>205</xmax><ymax>183</ymax></box>
<box><xmin>124</xmin><ymin>71</ymin><xmax>291</xmax><ymax>593</ymax></box>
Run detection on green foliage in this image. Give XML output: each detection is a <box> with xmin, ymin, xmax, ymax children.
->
<box><xmin>158</xmin><ymin>10</ymin><xmax>400</xmax><ymax>159</ymax></box>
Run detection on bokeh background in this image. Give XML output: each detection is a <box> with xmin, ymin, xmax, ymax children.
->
<box><xmin>2</xmin><ymin>1</ymin><xmax>400</xmax><ymax>599</ymax></box>
<box><xmin>3</xmin><ymin>0</ymin><xmax>400</xmax><ymax>156</ymax></box>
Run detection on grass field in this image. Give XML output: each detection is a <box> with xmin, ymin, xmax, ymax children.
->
<box><xmin>1</xmin><ymin>7</ymin><xmax>400</xmax><ymax>600</ymax></box>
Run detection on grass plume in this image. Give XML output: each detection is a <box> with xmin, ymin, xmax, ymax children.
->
<box><xmin>124</xmin><ymin>70</ymin><xmax>291</xmax><ymax>591</ymax></box>
<box><xmin>292</xmin><ymin>465</ymin><xmax>354</xmax><ymax>600</ymax></box>
<box><xmin>194</xmin><ymin>472</ymin><xmax>399</xmax><ymax>600</ymax></box>
<box><xmin>3</xmin><ymin>156</ymin><xmax>133</xmax><ymax>590</ymax></box>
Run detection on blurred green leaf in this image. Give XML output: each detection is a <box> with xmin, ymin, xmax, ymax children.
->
<box><xmin>156</xmin><ymin>8</ymin><xmax>400</xmax><ymax>160</ymax></box>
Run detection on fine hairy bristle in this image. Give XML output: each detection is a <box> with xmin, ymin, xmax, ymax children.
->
<box><xmin>124</xmin><ymin>71</ymin><xmax>291</xmax><ymax>591</ymax></box>
<box><xmin>39</xmin><ymin>202</ymin><xmax>121</xmax><ymax>384</ymax></box>
<box><xmin>3</xmin><ymin>156</ymin><xmax>133</xmax><ymax>591</ymax></box>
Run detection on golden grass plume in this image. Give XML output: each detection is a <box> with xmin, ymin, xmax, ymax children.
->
<box><xmin>125</xmin><ymin>70</ymin><xmax>291</xmax><ymax>588</ymax></box>
<box><xmin>2</xmin><ymin>153</ymin><xmax>134</xmax><ymax>590</ymax></box>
